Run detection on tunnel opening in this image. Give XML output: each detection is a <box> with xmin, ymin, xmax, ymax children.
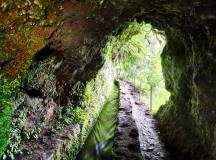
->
<box><xmin>75</xmin><ymin>20</ymin><xmax>171</xmax><ymax>160</ymax></box>
<box><xmin>106</xmin><ymin>20</ymin><xmax>170</xmax><ymax>114</ymax></box>
<box><xmin>1</xmin><ymin>1</ymin><xmax>215</xmax><ymax>160</ymax></box>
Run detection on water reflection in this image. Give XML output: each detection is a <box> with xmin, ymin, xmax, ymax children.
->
<box><xmin>76</xmin><ymin>88</ymin><xmax>119</xmax><ymax>160</ymax></box>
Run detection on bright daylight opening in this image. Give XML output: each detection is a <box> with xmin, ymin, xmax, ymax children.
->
<box><xmin>105</xmin><ymin>20</ymin><xmax>170</xmax><ymax>114</ymax></box>
<box><xmin>77</xmin><ymin>20</ymin><xmax>171</xmax><ymax>160</ymax></box>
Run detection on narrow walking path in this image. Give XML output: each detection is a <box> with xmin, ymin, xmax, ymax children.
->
<box><xmin>113</xmin><ymin>81</ymin><xmax>169</xmax><ymax>160</ymax></box>
<box><xmin>128</xmin><ymin>83</ymin><xmax>169</xmax><ymax>160</ymax></box>
<box><xmin>112</xmin><ymin>81</ymin><xmax>143</xmax><ymax>160</ymax></box>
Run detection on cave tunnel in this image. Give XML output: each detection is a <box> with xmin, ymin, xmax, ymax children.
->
<box><xmin>76</xmin><ymin>21</ymin><xmax>170</xmax><ymax>160</ymax></box>
<box><xmin>0</xmin><ymin>0</ymin><xmax>216</xmax><ymax>160</ymax></box>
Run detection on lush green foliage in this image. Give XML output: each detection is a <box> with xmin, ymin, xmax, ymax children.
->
<box><xmin>105</xmin><ymin>20</ymin><xmax>170</xmax><ymax>114</ymax></box>
<box><xmin>0</xmin><ymin>75</ymin><xmax>20</xmax><ymax>157</ymax></box>
<box><xmin>56</xmin><ymin>106</ymin><xmax>85</xmax><ymax>127</ymax></box>
<box><xmin>46</xmin><ymin>58</ymin><xmax>116</xmax><ymax>159</ymax></box>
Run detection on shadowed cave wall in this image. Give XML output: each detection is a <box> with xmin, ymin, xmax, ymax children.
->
<box><xmin>0</xmin><ymin>0</ymin><xmax>216</xmax><ymax>159</ymax></box>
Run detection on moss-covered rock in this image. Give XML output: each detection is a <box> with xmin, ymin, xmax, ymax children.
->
<box><xmin>157</xmin><ymin>22</ymin><xmax>216</xmax><ymax>160</ymax></box>
<box><xmin>2</xmin><ymin>54</ymin><xmax>116</xmax><ymax>159</ymax></box>
<box><xmin>0</xmin><ymin>0</ymin><xmax>61</xmax><ymax>78</ymax></box>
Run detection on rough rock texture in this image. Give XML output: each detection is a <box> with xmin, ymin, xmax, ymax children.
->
<box><xmin>155</xmin><ymin>2</ymin><xmax>216</xmax><ymax>159</ymax></box>
<box><xmin>16</xmin><ymin>123</ymin><xmax>81</xmax><ymax>160</ymax></box>
<box><xmin>157</xmin><ymin>23</ymin><xmax>216</xmax><ymax>159</ymax></box>
<box><xmin>1</xmin><ymin>0</ymin><xmax>216</xmax><ymax>159</ymax></box>
<box><xmin>0</xmin><ymin>0</ymin><xmax>61</xmax><ymax>78</ymax></box>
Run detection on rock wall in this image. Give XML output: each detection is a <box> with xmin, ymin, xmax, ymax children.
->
<box><xmin>157</xmin><ymin>14</ymin><xmax>216</xmax><ymax>160</ymax></box>
<box><xmin>0</xmin><ymin>0</ymin><xmax>216</xmax><ymax>159</ymax></box>
<box><xmin>6</xmin><ymin>58</ymin><xmax>116</xmax><ymax>159</ymax></box>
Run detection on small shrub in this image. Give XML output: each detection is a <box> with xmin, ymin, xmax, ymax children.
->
<box><xmin>0</xmin><ymin>75</ymin><xmax>21</xmax><ymax>157</ymax></box>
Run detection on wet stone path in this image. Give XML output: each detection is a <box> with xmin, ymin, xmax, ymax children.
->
<box><xmin>113</xmin><ymin>81</ymin><xmax>169</xmax><ymax>160</ymax></box>
<box><xmin>112</xmin><ymin>81</ymin><xmax>143</xmax><ymax>160</ymax></box>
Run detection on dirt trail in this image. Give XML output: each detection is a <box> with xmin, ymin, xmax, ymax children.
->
<box><xmin>112</xmin><ymin>81</ymin><xmax>143</xmax><ymax>160</ymax></box>
<box><xmin>113</xmin><ymin>81</ymin><xmax>169</xmax><ymax>160</ymax></box>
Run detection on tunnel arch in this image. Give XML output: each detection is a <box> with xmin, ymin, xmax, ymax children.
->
<box><xmin>64</xmin><ymin>1</ymin><xmax>216</xmax><ymax>159</ymax></box>
<box><xmin>0</xmin><ymin>0</ymin><xmax>216</xmax><ymax>160</ymax></box>
<box><xmin>58</xmin><ymin>2</ymin><xmax>216</xmax><ymax>158</ymax></box>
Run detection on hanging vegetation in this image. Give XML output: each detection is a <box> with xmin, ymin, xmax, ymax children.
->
<box><xmin>104</xmin><ymin>20</ymin><xmax>170</xmax><ymax>113</ymax></box>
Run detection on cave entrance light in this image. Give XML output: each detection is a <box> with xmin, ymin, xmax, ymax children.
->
<box><xmin>105</xmin><ymin>20</ymin><xmax>170</xmax><ymax>114</ymax></box>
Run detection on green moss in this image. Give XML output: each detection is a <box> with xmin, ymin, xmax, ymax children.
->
<box><xmin>0</xmin><ymin>0</ymin><xmax>61</xmax><ymax>78</ymax></box>
<box><xmin>85</xmin><ymin>83</ymin><xmax>91</xmax><ymax>97</ymax></box>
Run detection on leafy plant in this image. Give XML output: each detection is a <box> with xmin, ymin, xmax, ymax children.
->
<box><xmin>63</xmin><ymin>107</ymin><xmax>85</xmax><ymax>125</ymax></box>
<box><xmin>0</xmin><ymin>75</ymin><xmax>21</xmax><ymax>157</ymax></box>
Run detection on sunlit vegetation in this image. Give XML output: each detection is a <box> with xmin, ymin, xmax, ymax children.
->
<box><xmin>105</xmin><ymin>20</ymin><xmax>170</xmax><ymax>114</ymax></box>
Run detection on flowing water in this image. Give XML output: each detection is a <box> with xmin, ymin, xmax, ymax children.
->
<box><xmin>76</xmin><ymin>81</ymin><xmax>169</xmax><ymax>160</ymax></box>
<box><xmin>76</xmin><ymin>84</ymin><xmax>119</xmax><ymax>160</ymax></box>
